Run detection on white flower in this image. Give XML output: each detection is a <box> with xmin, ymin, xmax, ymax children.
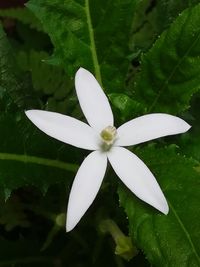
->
<box><xmin>25</xmin><ymin>68</ymin><xmax>191</xmax><ymax>232</ymax></box>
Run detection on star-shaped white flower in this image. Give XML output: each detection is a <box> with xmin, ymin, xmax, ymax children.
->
<box><xmin>25</xmin><ymin>68</ymin><xmax>191</xmax><ymax>232</ymax></box>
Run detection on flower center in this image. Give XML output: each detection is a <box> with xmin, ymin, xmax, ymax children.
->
<box><xmin>100</xmin><ymin>126</ymin><xmax>117</xmax><ymax>149</ymax></box>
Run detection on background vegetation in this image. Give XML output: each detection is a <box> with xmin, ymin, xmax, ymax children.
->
<box><xmin>0</xmin><ymin>0</ymin><xmax>200</xmax><ymax>266</ymax></box>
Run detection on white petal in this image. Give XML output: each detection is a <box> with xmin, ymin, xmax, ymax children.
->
<box><xmin>75</xmin><ymin>68</ymin><xmax>113</xmax><ymax>132</ymax></box>
<box><xmin>66</xmin><ymin>151</ymin><xmax>107</xmax><ymax>232</ymax></box>
<box><xmin>108</xmin><ymin>147</ymin><xmax>169</xmax><ymax>214</ymax></box>
<box><xmin>25</xmin><ymin>110</ymin><xmax>99</xmax><ymax>150</ymax></box>
<box><xmin>115</xmin><ymin>113</ymin><xmax>191</xmax><ymax>146</ymax></box>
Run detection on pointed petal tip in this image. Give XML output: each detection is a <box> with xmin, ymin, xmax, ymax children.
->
<box><xmin>185</xmin><ymin>123</ymin><xmax>192</xmax><ymax>132</ymax></box>
<box><xmin>75</xmin><ymin>67</ymin><xmax>89</xmax><ymax>83</ymax></box>
<box><xmin>25</xmin><ymin>109</ymin><xmax>38</xmax><ymax>115</ymax></box>
<box><xmin>66</xmin><ymin>221</ymin><xmax>74</xmax><ymax>233</ymax></box>
<box><xmin>174</xmin><ymin>117</ymin><xmax>191</xmax><ymax>133</ymax></box>
<box><xmin>78</xmin><ymin>66</ymin><xmax>85</xmax><ymax>71</ymax></box>
<box><xmin>163</xmin><ymin>209</ymin><xmax>169</xmax><ymax>215</ymax></box>
<box><xmin>115</xmin><ymin>114</ymin><xmax>191</xmax><ymax>147</ymax></box>
<box><xmin>178</xmin><ymin>120</ymin><xmax>191</xmax><ymax>134</ymax></box>
<box><xmin>25</xmin><ymin>109</ymin><xmax>36</xmax><ymax>119</ymax></box>
<box><xmin>75</xmin><ymin>67</ymin><xmax>96</xmax><ymax>82</ymax></box>
<box><xmin>76</xmin><ymin>67</ymin><xmax>88</xmax><ymax>76</ymax></box>
<box><xmin>66</xmin><ymin>209</ymin><xmax>77</xmax><ymax>233</ymax></box>
<box><xmin>158</xmin><ymin>200</ymin><xmax>169</xmax><ymax>215</ymax></box>
<box><xmin>66</xmin><ymin>151</ymin><xmax>107</xmax><ymax>233</ymax></box>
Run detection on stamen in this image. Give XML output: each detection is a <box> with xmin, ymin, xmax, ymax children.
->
<box><xmin>101</xmin><ymin>126</ymin><xmax>117</xmax><ymax>146</ymax></box>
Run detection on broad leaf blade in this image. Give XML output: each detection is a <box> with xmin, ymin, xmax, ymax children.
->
<box><xmin>156</xmin><ymin>0</ymin><xmax>200</xmax><ymax>31</ymax></box>
<box><xmin>0</xmin><ymin>24</ymin><xmax>40</xmax><ymax>109</ymax></box>
<box><xmin>26</xmin><ymin>0</ymin><xmax>138</xmax><ymax>91</ymax></box>
<box><xmin>109</xmin><ymin>93</ymin><xmax>144</xmax><ymax>121</ymax></box>
<box><xmin>0</xmin><ymin>113</ymin><xmax>78</xmax><ymax>195</ymax></box>
<box><xmin>0</xmin><ymin>8</ymin><xmax>42</xmax><ymax>31</ymax></box>
<box><xmin>118</xmin><ymin>146</ymin><xmax>200</xmax><ymax>267</ymax></box>
<box><xmin>133</xmin><ymin>4</ymin><xmax>200</xmax><ymax>114</ymax></box>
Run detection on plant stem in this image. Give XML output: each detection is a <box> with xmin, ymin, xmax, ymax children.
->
<box><xmin>99</xmin><ymin>219</ymin><xmax>138</xmax><ymax>261</ymax></box>
<box><xmin>0</xmin><ymin>152</ymin><xmax>78</xmax><ymax>172</ymax></box>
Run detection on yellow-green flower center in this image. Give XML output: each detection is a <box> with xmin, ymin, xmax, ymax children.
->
<box><xmin>100</xmin><ymin>126</ymin><xmax>117</xmax><ymax>146</ymax></box>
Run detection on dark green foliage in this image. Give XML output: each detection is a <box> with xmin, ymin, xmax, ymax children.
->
<box><xmin>0</xmin><ymin>25</ymin><xmax>40</xmax><ymax>110</ymax></box>
<box><xmin>156</xmin><ymin>0</ymin><xmax>200</xmax><ymax>30</ymax></box>
<box><xmin>0</xmin><ymin>112</ymin><xmax>78</xmax><ymax>195</ymax></box>
<box><xmin>119</xmin><ymin>146</ymin><xmax>200</xmax><ymax>267</ymax></box>
<box><xmin>16</xmin><ymin>50</ymin><xmax>74</xmax><ymax>113</ymax></box>
<box><xmin>133</xmin><ymin>4</ymin><xmax>200</xmax><ymax>114</ymax></box>
<box><xmin>0</xmin><ymin>0</ymin><xmax>199</xmax><ymax>266</ymax></box>
<box><xmin>109</xmin><ymin>93</ymin><xmax>145</xmax><ymax>122</ymax></box>
<box><xmin>26</xmin><ymin>0</ymin><xmax>139</xmax><ymax>92</ymax></box>
<box><xmin>0</xmin><ymin>8</ymin><xmax>42</xmax><ymax>31</ymax></box>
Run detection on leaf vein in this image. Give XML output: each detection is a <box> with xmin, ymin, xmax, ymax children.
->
<box><xmin>148</xmin><ymin>29</ymin><xmax>200</xmax><ymax>112</ymax></box>
<box><xmin>0</xmin><ymin>153</ymin><xmax>78</xmax><ymax>172</ymax></box>
<box><xmin>85</xmin><ymin>0</ymin><xmax>102</xmax><ymax>86</ymax></box>
<box><xmin>169</xmin><ymin>200</ymin><xmax>200</xmax><ymax>264</ymax></box>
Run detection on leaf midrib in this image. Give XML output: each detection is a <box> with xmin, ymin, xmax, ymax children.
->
<box><xmin>85</xmin><ymin>0</ymin><xmax>102</xmax><ymax>86</ymax></box>
<box><xmin>137</xmin><ymin>150</ymin><xmax>200</xmax><ymax>263</ymax></box>
<box><xmin>169</xmin><ymin>201</ymin><xmax>200</xmax><ymax>264</ymax></box>
<box><xmin>0</xmin><ymin>152</ymin><xmax>78</xmax><ymax>172</ymax></box>
<box><xmin>154</xmin><ymin>158</ymin><xmax>200</xmax><ymax>263</ymax></box>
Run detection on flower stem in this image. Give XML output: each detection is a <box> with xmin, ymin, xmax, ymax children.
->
<box><xmin>99</xmin><ymin>219</ymin><xmax>138</xmax><ymax>261</ymax></box>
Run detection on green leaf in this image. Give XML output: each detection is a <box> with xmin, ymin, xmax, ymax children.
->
<box><xmin>179</xmin><ymin>134</ymin><xmax>200</xmax><ymax>162</ymax></box>
<box><xmin>0</xmin><ymin>24</ymin><xmax>40</xmax><ymax>110</ymax></box>
<box><xmin>15</xmin><ymin>49</ymin><xmax>77</xmax><ymax>113</ymax></box>
<box><xmin>178</xmin><ymin>93</ymin><xmax>200</xmax><ymax>162</ymax></box>
<box><xmin>156</xmin><ymin>0</ymin><xmax>200</xmax><ymax>31</ymax></box>
<box><xmin>0</xmin><ymin>7</ymin><xmax>42</xmax><ymax>31</ymax></box>
<box><xmin>129</xmin><ymin>0</ymin><xmax>200</xmax><ymax>54</ymax></box>
<box><xmin>26</xmin><ymin>0</ymin><xmax>139</xmax><ymax>92</ymax></box>
<box><xmin>109</xmin><ymin>93</ymin><xmax>144</xmax><ymax>122</ymax></box>
<box><xmin>118</xmin><ymin>146</ymin><xmax>200</xmax><ymax>267</ymax></box>
<box><xmin>133</xmin><ymin>4</ymin><xmax>200</xmax><ymax>114</ymax></box>
<box><xmin>17</xmin><ymin>50</ymin><xmax>73</xmax><ymax>97</ymax></box>
<box><xmin>129</xmin><ymin>0</ymin><xmax>158</xmax><ymax>54</ymax></box>
<box><xmin>0</xmin><ymin>113</ymin><xmax>78</xmax><ymax>195</ymax></box>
